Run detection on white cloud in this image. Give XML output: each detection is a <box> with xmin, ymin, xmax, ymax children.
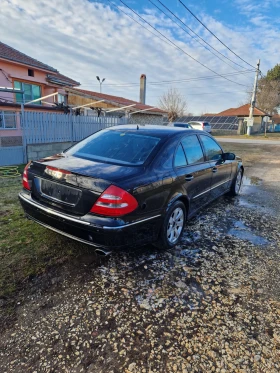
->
<box><xmin>0</xmin><ymin>0</ymin><xmax>279</xmax><ymax>114</ymax></box>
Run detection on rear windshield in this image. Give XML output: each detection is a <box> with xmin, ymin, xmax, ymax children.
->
<box><xmin>66</xmin><ymin>130</ymin><xmax>161</xmax><ymax>165</ymax></box>
<box><xmin>174</xmin><ymin>123</ymin><xmax>189</xmax><ymax>128</ymax></box>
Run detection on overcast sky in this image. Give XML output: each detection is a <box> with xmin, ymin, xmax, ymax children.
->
<box><xmin>1</xmin><ymin>0</ymin><xmax>280</xmax><ymax>114</ymax></box>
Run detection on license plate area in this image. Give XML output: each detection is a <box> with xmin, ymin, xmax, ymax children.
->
<box><xmin>39</xmin><ymin>178</ymin><xmax>81</xmax><ymax>206</ymax></box>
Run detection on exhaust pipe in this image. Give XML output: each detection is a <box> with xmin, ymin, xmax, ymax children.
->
<box><xmin>95</xmin><ymin>248</ymin><xmax>112</xmax><ymax>256</ymax></box>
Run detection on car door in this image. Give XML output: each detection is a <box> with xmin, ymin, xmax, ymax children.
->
<box><xmin>199</xmin><ymin>135</ymin><xmax>232</xmax><ymax>200</ymax></box>
<box><xmin>174</xmin><ymin>134</ymin><xmax>213</xmax><ymax>215</ymax></box>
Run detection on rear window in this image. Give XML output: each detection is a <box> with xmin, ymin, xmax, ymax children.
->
<box><xmin>66</xmin><ymin>130</ymin><xmax>161</xmax><ymax>165</ymax></box>
<box><xmin>174</xmin><ymin>123</ymin><xmax>189</xmax><ymax>128</ymax></box>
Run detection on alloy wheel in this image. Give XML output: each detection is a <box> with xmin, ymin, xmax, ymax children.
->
<box><xmin>167</xmin><ymin>207</ymin><xmax>184</xmax><ymax>243</ymax></box>
<box><xmin>235</xmin><ymin>170</ymin><xmax>243</xmax><ymax>194</ymax></box>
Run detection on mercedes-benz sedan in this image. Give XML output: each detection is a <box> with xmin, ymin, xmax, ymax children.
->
<box><xmin>19</xmin><ymin>125</ymin><xmax>243</xmax><ymax>254</ymax></box>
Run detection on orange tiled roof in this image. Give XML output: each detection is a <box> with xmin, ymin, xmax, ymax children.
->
<box><xmin>216</xmin><ymin>104</ymin><xmax>267</xmax><ymax>117</ymax></box>
<box><xmin>69</xmin><ymin>88</ymin><xmax>166</xmax><ymax>114</ymax></box>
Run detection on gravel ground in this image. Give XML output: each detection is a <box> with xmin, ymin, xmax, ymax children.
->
<box><xmin>0</xmin><ymin>145</ymin><xmax>280</xmax><ymax>373</ymax></box>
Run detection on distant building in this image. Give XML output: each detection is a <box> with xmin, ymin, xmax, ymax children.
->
<box><xmin>66</xmin><ymin>88</ymin><xmax>166</xmax><ymax>125</ymax></box>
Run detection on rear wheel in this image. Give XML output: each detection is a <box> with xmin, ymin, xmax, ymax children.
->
<box><xmin>153</xmin><ymin>201</ymin><xmax>186</xmax><ymax>250</ymax></box>
<box><xmin>229</xmin><ymin>168</ymin><xmax>243</xmax><ymax>196</ymax></box>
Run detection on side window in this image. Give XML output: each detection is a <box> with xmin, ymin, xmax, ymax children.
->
<box><xmin>174</xmin><ymin>143</ymin><xmax>187</xmax><ymax>167</ymax></box>
<box><xmin>181</xmin><ymin>135</ymin><xmax>204</xmax><ymax>165</ymax></box>
<box><xmin>200</xmin><ymin>135</ymin><xmax>223</xmax><ymax>161</ymax></box>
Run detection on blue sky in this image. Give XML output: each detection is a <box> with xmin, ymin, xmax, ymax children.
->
<box><xmin>1</xmin><ymin>0</ymin><xmax>280</xmax><ymax>114</ymax></box>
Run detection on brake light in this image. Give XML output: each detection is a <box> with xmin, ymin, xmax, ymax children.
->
<box><xmin>90</xmin><ymin>185</ymin><xmax>138</xmax><ymax>217</ymax></box>
<box><xmin>22</xmin><ymin>162</ymin><xmax>31</xmax><ymax>190</ymax></box>
<box><xmin>202</xmin><ymin>123</ymin><xmax>205</xmax><ymax>127</ymax></box>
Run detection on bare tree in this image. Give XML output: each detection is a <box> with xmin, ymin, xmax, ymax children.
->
<box><xmin>256</xmin><ymin>78</ymin><xmax>280</xmax><ymax>115</ymax></box>
<box><xmin>158</xmin><ymin>88</ymin><xmax>188</xmax><ymax>122</ymax></box>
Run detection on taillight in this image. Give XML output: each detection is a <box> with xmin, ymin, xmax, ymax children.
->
<box><xmin>45</xmin><ymin>166</ymin><xmax>71</xmax><ymax>178</ymax></box>
<box><xmin>22</xmin><ymin>162</ymin><xmax>31</xmax><ymax>190</ymax></box>
<box><xmin>90</xmin><ymin>185</ymin><xmax>138</xmax><ymax>217</ymax></box>
<box><xmin>202</xmin><ymin>123</ymin><xmax>205</xmax><ymax>127</ymax></box>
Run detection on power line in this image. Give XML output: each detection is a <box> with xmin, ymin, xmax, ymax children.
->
<box><xmin>80</xmin><ymin>70</ymin><xmax>254</xmax><ymax>88</ymax></box>
<box><xmin>151</xmin><ymin>0</ymin><xmax>245</xmax><ymax>71</ymax></box>
<box><xmin>106</xmin><ymin>0</ymin><xmax>178</xmax><ymax>51</ymax></box>
<box><xmin>178</xmin><ymin>0</ymin><xmax>255</xmax><ymax>69</ymax></box>
<box><xmin>116</xmin><ymin>0</ymin><xmax>249</xmax><ymax>87</ymax></box>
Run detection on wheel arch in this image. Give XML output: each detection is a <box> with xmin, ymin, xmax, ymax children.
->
<box><xmin>167</xmin><ymin>193</ymin><xmax>190</xmax><ymax>220</ymax></box>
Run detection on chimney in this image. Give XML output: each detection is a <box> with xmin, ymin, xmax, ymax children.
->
<box><xmin>139</xmin><ymin>74</ymin><xmax>146</xmax><ymax>104</ymax></box>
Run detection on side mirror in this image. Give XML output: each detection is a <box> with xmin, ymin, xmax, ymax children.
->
<box><xmin>223</xmin><ymin>152</ymin><xmax>236</xmax><ymax>161</ymax></box>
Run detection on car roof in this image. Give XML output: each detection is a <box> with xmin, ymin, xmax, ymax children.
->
<box><xmin>108</xmin><ymin>124</ymin><xmax>203</xmax><ymax>139</ymax></box>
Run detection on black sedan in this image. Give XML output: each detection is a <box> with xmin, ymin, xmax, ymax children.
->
<box><xmin>19</xmin><ymin>125</ymin><xmax>243</xmax><ymax>255</ymax></box>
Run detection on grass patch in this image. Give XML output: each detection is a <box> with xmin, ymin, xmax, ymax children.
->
<box><xmin>0</xmin><ymin>176</ymin><xmax>89</xmax><ymax>298</ymax></box>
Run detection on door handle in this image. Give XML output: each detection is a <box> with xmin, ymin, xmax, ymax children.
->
<box><xmin>185</xmin><ymin>174</ymin><xmax>194</xmax><ymax>181</ymax></box>
<box><xmin>212</xmin><ymin>167</ymin><xmax>218</xmax><ymax>173</ymax></box>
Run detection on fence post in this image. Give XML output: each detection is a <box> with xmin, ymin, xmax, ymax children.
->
<box><xmin>21</xmin><ymin>103</ymin><xmax>27</xmax><ymax>163</ymax></box>
<box><xmin>70</xmin><ymin>109</ymin><xmax>74</xmax><ymax>144</ymax></box>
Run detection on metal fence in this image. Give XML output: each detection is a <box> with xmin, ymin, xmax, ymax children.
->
<box><xmin>0</xmin><ymin>112</ymin><xmax>125</xmax><ymax>166</ymax></box>
<box><xmin>22</xmin><ymin>112</ymin><xmax>125</xmax><ymax>145</ymax></box>
<box><xmin>175</xmin><ymin>116</ymin><xmax>240</xmax><ymax>130</ymax></box>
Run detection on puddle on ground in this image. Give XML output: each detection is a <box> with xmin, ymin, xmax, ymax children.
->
<box><xmin>242</xmin><ymin>175</ymin><xmax>263</xmax><ymax>186</ymax></box>
<box><xmin>228</xmin><ymin>220</ymin><xmax>269</xmax><ymax>246</ymax></box>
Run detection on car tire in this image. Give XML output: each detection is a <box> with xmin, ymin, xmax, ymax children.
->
<box><xmin>153</xmin><ymin>200</ymin><xmax>186</xmax><ymax>250</ymax></box>
<box><xmin>229</xmin><ymin>168</ymin><xmax>243</xmax><ymax>196</ymax></box>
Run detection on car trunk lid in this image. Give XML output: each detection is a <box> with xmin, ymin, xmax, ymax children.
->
<box><xmin>27</xmin><ymin>156</ymin><xmax>142</xmax><ymax>216</ymax></box>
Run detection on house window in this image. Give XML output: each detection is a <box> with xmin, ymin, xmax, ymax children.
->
<box><xmin>0</xmin><ymin>111</ymin><xmax>17</xmax><ymax>129</ymax></box>
<box><xmin>28</xmin><ymin>69</ymin><xmax>34</xmax><ymax>77</ymax></box>
<box><xmin>56</xmin><ymin>93</ymin><xmax>66</xmax><ymax>104</ymax></box>
<box><xmin>14</xmin><ymin>81</ymin><xmax>41</xmax><ymax>105</ymax></box>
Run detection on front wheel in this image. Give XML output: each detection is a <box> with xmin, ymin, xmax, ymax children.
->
<box><xmin>153</xmin><ymin>201</ymin><xmax>186</xmax><ymax>250</ymax></box>
<box><xmin>229</xmin><ymin>168</ymin><xmax>243</xmax><ymax>196</ymax></box>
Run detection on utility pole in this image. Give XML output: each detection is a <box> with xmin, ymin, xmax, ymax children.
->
<box><xmin>247</xmin><ymin>59</ymin><xmax>260</xmax><ymax>136</ymax></box>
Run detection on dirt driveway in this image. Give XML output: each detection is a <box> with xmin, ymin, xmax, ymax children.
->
<box><xmin>0</xmin><ymin>143</ymin><xmax>280</xmax><ymax>373</ymax></box>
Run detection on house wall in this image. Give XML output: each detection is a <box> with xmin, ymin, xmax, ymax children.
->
<box><xmin>128</xmin><ymin>114</ymin><xmax>163</xmax><ymax>125</ymax></box>
<box><xmin>0</xmin><ymin>59</ymin><xmax>65</xmax><ymax>105</ymax></box>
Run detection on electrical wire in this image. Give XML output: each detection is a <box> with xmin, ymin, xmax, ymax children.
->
<box><xmin>80</xmin><ymin>70</ymin><xmax>254</xmax><ymax>88</ymax></box>
<box><xmin>178</xmin><ymin>0</ymin><xmax>256</xmax><ymax>69</ymax></box>
<box><xmin>115</xmin><ymin>0</ymin><xmax>249</xmax><ymax>87</ymax></box>
<box><xmin>106</xmin><ymin>0</ymin><xmax>178</xmax><ymax>52</ymax></box>
<box><xmin>151</xmin><ymin>0</ymin><xmax>245</xmax><ymax>71</ymax></box>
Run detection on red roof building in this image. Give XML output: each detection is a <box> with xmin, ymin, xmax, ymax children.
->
<box><xmin>67</xmin><ymin>88</ymin><xmax>166</xmax><ymax>116</ymax></box>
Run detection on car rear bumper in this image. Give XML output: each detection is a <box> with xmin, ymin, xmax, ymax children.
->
<box><xmin>18</xmin><ymin>192</ymin><xmax>162</xmax><ymax>250</ymax></box>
